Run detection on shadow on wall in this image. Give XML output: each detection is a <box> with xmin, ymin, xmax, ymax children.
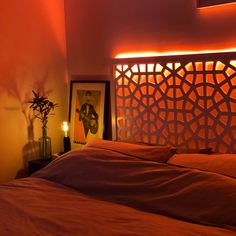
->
<box><xmin>0</xmin><ymin>65</ymin><xmax>53</xmax><ymax>178</ymax></box>
<box><xmin>0</xmin><ymin>0</ymin><xmax>67</xmax><ymax>183</ymax></box>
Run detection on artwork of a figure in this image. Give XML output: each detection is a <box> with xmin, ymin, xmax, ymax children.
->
<box><xmin>76</xmin><ymin>90</ymin><xmax>99</xmax><ymax>138</ymax></box>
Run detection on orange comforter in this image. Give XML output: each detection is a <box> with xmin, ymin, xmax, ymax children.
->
<box><xmin>0</xmin><ymin>177</ymin><xmax>235</xmax><ymax>236</ymax></box>
<box><xmin>1</xmin><ymin>146</ymin><xmax>236</xmax><ymax>235</ymax></box>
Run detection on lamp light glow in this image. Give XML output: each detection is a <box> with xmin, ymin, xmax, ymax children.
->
<box><xmin>62</xmin><ymin>121</ymin><xmax>69</xmax><ymax>137</ymax></box>
<box><xmin>62</xmin><ymin>121</ymin><xmax>71</xmax><ymax>153</ymax></box>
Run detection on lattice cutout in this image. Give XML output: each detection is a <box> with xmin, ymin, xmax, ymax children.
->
<box><xmin>113</xmin><ymin>53</ymin><xmax>236</xmax><ymax>153</ymax></box>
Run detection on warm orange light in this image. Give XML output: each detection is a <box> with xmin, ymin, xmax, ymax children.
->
<box><xmin>139</xmin><ymin>64</ymin><xmax>146</xmax><ymax>72</ymax></box>
<box><xmin>62</xmin><ymin>121</ymin><xmax>69</xmax><ymax>137</ymax></box>
<box><xmin>147</xmin><ymin>64</ymin><xmax>154</xmax><ymax>73</ymax></box>
<box><xmin>197</xmin><ymin>1</ymin><xmax>236</xmax><ymax>9</ymax></box>
<box><xmin>156</xmin><ymin>64</ymin><xmax>163</xmax><ymax>72</ymax></box>
<box><xmin>115</xmin><ymin>48</ymin><xmax>236</xmax><ymax>59</ymax></box>
<box><xmin>231</xmin><ymin>60</ymin><xmax>236</xmax><ymax>67</ymax></box>
<box><xmin>113</xmin><ymin>52</ymin><xmax>236</xmax><ymax>152</ymax></box>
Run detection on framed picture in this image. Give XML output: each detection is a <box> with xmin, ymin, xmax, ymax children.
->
<box><xmin>69</xmin><ymin>80</ymin><xmax>108</xmax><ymax>148</ymax></box>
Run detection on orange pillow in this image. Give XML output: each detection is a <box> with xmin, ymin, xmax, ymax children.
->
<box><xmin>168</xmin><ymin>153</ymin><xmax>236</xmax><ymax>178</ymax></box>
<box><xmin>85</xmin><ymin>139</ymin><xmax>176</xmax><ymax>163</ymax></box>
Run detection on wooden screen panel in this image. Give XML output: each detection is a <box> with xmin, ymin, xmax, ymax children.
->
<box><xmin>113</xmin><ymin>52</ymin><xmax>236</xmax><ymax>153</ymax></box>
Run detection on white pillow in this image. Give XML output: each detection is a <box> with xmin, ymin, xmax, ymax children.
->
<box><xmin>85</xmin><ymin>139</ymin><xmax>176</xmax><ymax>163</ymax></box>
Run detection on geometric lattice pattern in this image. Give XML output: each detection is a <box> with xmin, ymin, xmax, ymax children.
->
<box><xmin>113</xmin><ymin>52</ymin><xmax>236</xmax><ymax>153</ymax></box>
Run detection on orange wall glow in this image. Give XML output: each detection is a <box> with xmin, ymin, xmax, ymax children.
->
<box><xmin>64</xmin><ymin>0</ymin><xmax>236</xmax><ymax>75</ymax></box>
<box><xmin>197</xmin><ymin>0</ymin><xmax>236</xmax><ymax>9</ymax></box>
<box><xmin>115</xmin><ymin>48</ymin><xmax>236</xmax><ymax>59</ymax></box>
<box><xmin>0</xmin><ymin>0</ymin><xmax>67</xmax><ymax>183</ymax></box>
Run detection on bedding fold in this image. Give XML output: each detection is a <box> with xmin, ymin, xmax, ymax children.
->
<box><xmin>1</xmin><ymin>177</ymin><xmax>235</xmax><ymax>236</ymax></box>
<box><xmin>34</xmin><ymin>147</ymin><xmax>236</xmax><ymax>231</ymax></box>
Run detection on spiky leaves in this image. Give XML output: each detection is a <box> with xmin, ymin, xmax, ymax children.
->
<box><xmin>29</xmin><ymin>90</ymin><xmax>58</xmax><ymax>129</ymax></box>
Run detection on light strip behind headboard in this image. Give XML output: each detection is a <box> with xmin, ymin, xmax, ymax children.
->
<box><xmin>113</xmin><ymin>52</ymin><xmax>236</xmax><ymax>153</ymax></box>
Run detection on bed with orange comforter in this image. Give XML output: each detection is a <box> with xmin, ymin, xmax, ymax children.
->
<box><xmin>1</xmin><ymin>140</ymin><xmax>236</xmax><ymax>236</ymax></box>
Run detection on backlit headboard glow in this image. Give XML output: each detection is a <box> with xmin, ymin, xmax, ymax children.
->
<box><xmin>113</xmin><ymin>52</ymin><xmax>236</xmax><ymax>153</ymax></box>
<box><xmin>197</xmin><ymin>0</ymin><xmax>236</xmax><ymax>8</ymax></box>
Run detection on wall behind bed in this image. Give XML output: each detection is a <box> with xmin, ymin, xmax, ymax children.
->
<box><xmin>64</xmin><ymin>0</ymin><xmax>236</xmax><ymax>76</ymax></box>
<box><xmin>64</xmin><ymin>0</ymin><xmax>236</xmax><ymax>149</ymax></box>
<box><xmin>0</xmin><ymin>0</ymin><xmax>68</xmax><ymax>183</ymax></box>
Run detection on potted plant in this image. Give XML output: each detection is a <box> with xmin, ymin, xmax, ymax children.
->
<box><xmin>29</xmin><ymin>91</ymin><xmax>58</xmax><ymax>159</ymax></box>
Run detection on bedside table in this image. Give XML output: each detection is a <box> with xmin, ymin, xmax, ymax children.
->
<box><xmin>28</xmin><ymin>158</ymin><xmax>53</xmax><ymax>176</ymax></box>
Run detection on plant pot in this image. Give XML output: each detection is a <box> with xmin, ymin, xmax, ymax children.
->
<box><xmin>39</xmin><ymin>127</ymin><xmax>52</xmax><ymax>160</ymax></box>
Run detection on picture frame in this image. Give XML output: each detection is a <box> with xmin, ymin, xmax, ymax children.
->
<box><xmin>69</xmin><ymin>80</ymin><xmax>109</xmax><ymax>149</ymax></box>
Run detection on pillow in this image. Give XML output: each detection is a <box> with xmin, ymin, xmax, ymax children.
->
<box><xmin>168</xmin><ymin>153</ymin><xmax>236</xmax><ymax>178</ymax></box>
<box><xmin>85</xmin><ymin>139</ymin><xmax>176</xmax><ymax>163</ymax></box>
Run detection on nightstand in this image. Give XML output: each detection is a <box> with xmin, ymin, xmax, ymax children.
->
<box><xmin>28</xmin><ymin>158</ymin><xmax>53</xmax><ymax>176</ymax></box>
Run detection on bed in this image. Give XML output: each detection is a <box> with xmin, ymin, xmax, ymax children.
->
<box><xmin>1</xmin><ymin>139</ymin><xmax>236</xmax><ymax>235</ymax></box>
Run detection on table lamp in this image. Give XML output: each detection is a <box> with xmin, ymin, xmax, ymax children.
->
<box><xmin>62</xmin><ymin>121</ymin><xmax>71</xmax><ymax>152</ymax></box>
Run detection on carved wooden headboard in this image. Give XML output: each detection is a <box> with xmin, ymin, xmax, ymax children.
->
<box><xmin>113</xmin><ymin>52</ymin><xmax>236</xmax><ymax>153</ymax></box>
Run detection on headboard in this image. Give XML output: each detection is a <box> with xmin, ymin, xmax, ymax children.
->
<box><xmin>113</xmin><ymin>52</ymin><xmax>236</xmax><ymax>153</ymax></box>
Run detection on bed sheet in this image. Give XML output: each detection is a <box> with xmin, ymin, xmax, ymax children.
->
<box><xmin>0</xmin><ymin>177</ymin><xmax>235</xmax><ymax>236</ymax></box>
